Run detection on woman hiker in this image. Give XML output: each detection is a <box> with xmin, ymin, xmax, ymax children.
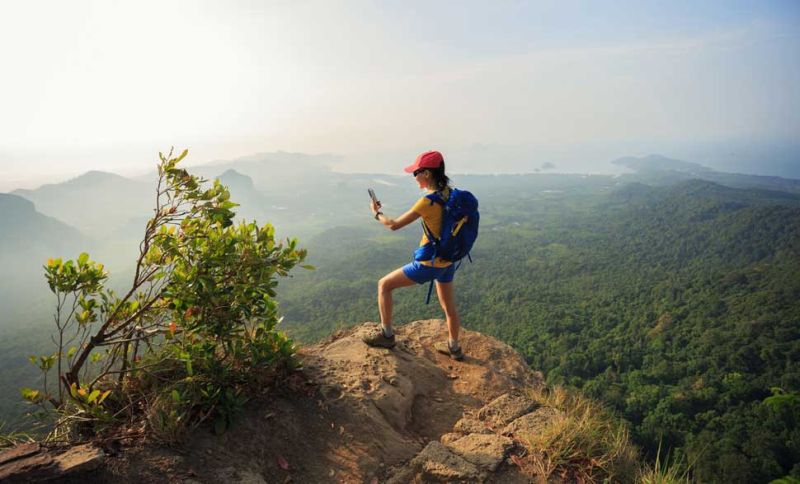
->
<box><xmin>363</xmin><ymin>150</ymin><xmax>464</xmax><ymax>361</ymax></box>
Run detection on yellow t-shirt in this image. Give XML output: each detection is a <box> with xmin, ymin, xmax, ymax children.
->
<box><xmin>411</xmin><ymin>188</ymin><xmax>452</xmax><ymax>268</ymax></box>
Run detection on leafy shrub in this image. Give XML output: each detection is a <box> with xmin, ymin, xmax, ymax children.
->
<box><xmin>22</xmin><ymin>149</ymin><xmax>308</xmax><ymax>441</ymax></box>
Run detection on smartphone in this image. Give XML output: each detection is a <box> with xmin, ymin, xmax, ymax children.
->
<box><xmin>368</xmin><ymin>188</ymin><xmax>378</xmax><ymax>204</ymax></box>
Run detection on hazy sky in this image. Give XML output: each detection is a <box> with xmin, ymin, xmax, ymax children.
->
<box><xmin>1</xmin><ymin>0</ymin><xmax>799</xmax><ymax>191</ymax></box>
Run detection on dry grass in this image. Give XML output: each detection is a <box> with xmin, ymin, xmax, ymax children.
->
<box><xmin>638</xmin><ymin>441</ymin><xmax>693</xmax><ymax>484</ymax></box>
<box><xmin>514</xmin><ymin>385</ymin><xmax>640</xmax><ymax>483</ymax></box>
<box><xmin>0</xmin><ymin>421</ymin><xmax>35</xmax><ymax>449</ymax></box>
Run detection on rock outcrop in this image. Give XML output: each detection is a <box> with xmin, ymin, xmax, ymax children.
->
<box><xmin>0</xmin><ymin>442</ymin><xmax>104</xmax><ymax>483</ymax></box>
<box><xmin>6</xmin><ymin>320</ymin><xmax>577</xmax><ymax>483</ymax></box>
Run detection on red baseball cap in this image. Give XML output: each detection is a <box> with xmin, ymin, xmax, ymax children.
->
<box><xmin>404</xmin><ymin>151</ymin><xmax>444</xmax><ymax>173</ymax></box>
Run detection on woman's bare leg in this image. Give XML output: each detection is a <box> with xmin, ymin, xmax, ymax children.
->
<box><xmin>435</xmin><ymin>281</ymin><xmax>460</xmax><ymax>343</ymax></box>
<box><xmin>378</xmin><ymin>268</ymin><xmax>416</xmax><ymax>330</ymax></box>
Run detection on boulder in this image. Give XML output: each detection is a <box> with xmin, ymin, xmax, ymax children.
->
<box><xmin>477</xmin><ymin>393</ymin><xmax>539</xmax><ymax>427</ymax></box>
<box><xmin>453</xmin><ymin>417</ymin><xmax>493</xmax><ymax>435</ymax></box>
<box><xmin>502</xmin><ymin>406</ymin><xmax>563</xmax><ymax>437</ymax></box>
<box><xmin>0</xmin><ymin>442</ymin><xmax>104</xmax><ymax>483</ymax></box>
<box><xmin>446</xmin><ymin>433</ymin><xmax>515</xmax><ymax>472</ymax></box>
<box><xmin>406</xmin><ymin>441</ymin><xmax>482</xmax><ymax>482</ymax></box>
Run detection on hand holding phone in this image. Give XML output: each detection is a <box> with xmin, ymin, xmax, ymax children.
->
<box><xmin>368</xmin><ymin>188</ymin><xmax>381</xmax><ymax>212</ymax></box>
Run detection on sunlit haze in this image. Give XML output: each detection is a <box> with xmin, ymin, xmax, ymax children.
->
<box><xmin>1</xmin><ymin>0</ymin><xmax>799</xmax><ymax>191</ymax></box>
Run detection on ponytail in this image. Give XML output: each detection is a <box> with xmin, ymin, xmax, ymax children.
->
<box><xmin>429</xmin><ymin>162</ymin><xmax>450</xmax><ymax>192</ymax></box>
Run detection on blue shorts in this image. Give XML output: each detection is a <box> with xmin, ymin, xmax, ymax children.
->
<box><xmin>402</xmin><ymin>260</ymin><xmax>457</xmax><ymax>284</ymax></box>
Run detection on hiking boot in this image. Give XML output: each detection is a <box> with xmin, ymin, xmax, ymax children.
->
<box><xmin>362</xmin><ymin>329</ymin><xmax>396</xmax><ymax>349</ymax></box>
<box><xmin>434</xmin><ymin>341</ymin><xmax>464</xmax><ymax>361</ymax></box>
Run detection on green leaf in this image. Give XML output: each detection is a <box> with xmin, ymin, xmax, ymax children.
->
<box><xmin>40</xmin><ymin>356</ymin><xmax>55</xmax><ymax>371</ymax></box>
<box><xmin>77</xmin><ymin>252</ymin><xmax>89</xmax><ymax>266</ymax></box>
<box><xmin>21</xmin><ymin>388</ymin><xmax>41</xmax><ymax>403</ymax></box>
<box><xmin>87</xmin><ymin>389</ymin><xmax>101</xmax><ymax>403</ymax></box>
<box><xmin>175</xmin><ymin>148</ymin><xmax>189</xmax><ymax>163</ymax></box>
<box><xmin>97</xmin><ymin>390</ymin><xmax>112</xmax><ymax>404</ymax></box>
<box><xmin>300</xmin><ymin>264</ymin><xmax>316</xmax><ymax>270</ymax></box>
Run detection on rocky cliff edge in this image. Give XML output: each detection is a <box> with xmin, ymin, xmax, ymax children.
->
<box><xmin>5</xmin><ymin>320</ymin><xmax>618</xmax><ymax>483</ymax></box>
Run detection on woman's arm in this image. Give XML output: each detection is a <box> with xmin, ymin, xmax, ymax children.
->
<box><xmin>371</xmin><ymin>200</ymin><xmax>420</xmax><ymax>231</ymax></box>
<box><xmin>380</xmin><ymin>209</ymin><xmax>420</xmax><ymax>231</ymax></box>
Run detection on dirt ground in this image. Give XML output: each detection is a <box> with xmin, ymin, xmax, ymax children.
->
<box><xmin>91</xmin><ymin>319</ymin><xmax>543</xmax><ymax>483</ymax></box>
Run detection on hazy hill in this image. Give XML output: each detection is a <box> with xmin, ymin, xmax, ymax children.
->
<box><xmin>616</xmin><ymin>154</ymin><xmax>800</xmax><ymax>193</ymax></box>
<box><xmin>9</xmin><ymin>152</ymin><xmax>797</xmax><ymax>243</ymax></box>
<box><xmin>0</xmin><ymin>193</ymin><xmax>83</xmax><ymax>249</ymax></box>
<box><xmin>214</xmin><ymin>169</ymin><xmax>270</xmax><ymax>223</ymax></box>
<box><xmin>0</xmin><ymin>193</ymin><xmax>88</xmax><ymax>317</ymax></box>
<box><xmin>198</xmin><ymin>154</ymin><xmax>425</xmax><ymax>239</ymax></box>
<box><xmin>0</xmin><ymin>194</ymin><xmax>91</xmax><ymax>423</ymax></box>
<box><xmin>613</xmin><ymin>154</ymin><xmax>713</xmax><ymax>174</ymax></box>
<box><xmin>218</xmin><ymin>168</ymin><xmax>255</xmax><ymax>191</ymax></box>
<box><xmin>12</xmin><ymin>171</ymin><xmax>151</xmax><ymax>238</ymax></box>
<box><xmin>192</xmin><ymin>151</ymin><xmax>343</xmax><ymax>196</ymax></box>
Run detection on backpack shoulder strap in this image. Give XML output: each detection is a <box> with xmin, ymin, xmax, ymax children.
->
<box><xmin>428</xmin><ymin>186</ymin><xmax>457</xmax><ymax>203</ymax></box>
<box><xmin>421</xmin><ymin>217</ymin><xmax>438</xmax><ymax>244</ymax></box>
<box><xmin>426</xmin><ymin>191</ymin><xmax>444</xmax><ymax>206</ymax></box>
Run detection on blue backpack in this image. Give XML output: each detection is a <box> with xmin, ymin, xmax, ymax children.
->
<box><xmin>418</xmin><ymin>187</ymin><xmax>480</xmax><ymax>303</ymax></box>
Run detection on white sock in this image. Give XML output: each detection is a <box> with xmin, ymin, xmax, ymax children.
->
<box><xmin>448</xmin><ymin>338</ymin><xmax>460</xmax><ymax>351</ymax></box>
<box><xmin>382</xmin><ymin>325</ymin><xmax>394</xmax><ymax>338</ymax></box>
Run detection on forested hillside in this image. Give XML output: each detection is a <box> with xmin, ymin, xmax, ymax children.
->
<box><xmin>3</xmin><ymin>155</ymin><xmax>799</xmax><ymax>481</ymax></box>
<box><xmin>277</xmin><ymin>179</ymin><xmax>800</xmax><ymax>482</ymax></box>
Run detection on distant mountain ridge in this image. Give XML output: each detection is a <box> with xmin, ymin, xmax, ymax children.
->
<box><xmin>612</xmin><ymin>154</ymin><xmax>713</xmax><ymax>174</ymax></box>
<box><xmin>215</xmin><ymin>169</ymin><xmax>272</xmax><ymax>223</ymax></box>
<box><xmin>0</xmin><ymin>192</ymin><xmax>87</xmax><ymax>325</ymax></box>
<box><xmin>7</xmin><ymin>150</ymin><xmax>797</xmax><ymax>263</ymax></box>
<box><xmin>0</xmin><ymin>192</ymin><xmax>37</xmax><ymax>220</ymax></box>
<box><xmin>12</xmin><ymin>170</ymin><xmax>152</xmax><ymax>238</ymax></box>
<box><xmin>218</xmin><ymin>169</ymin><xmax>255</xmax><ymax>190</ymax></box>
<box><xmin>614</xmin><ymin>154</ymin><xmax>800</xmax><ymax>193</ymax></box>
<box><xmin>0</xmin><ymin>193</ymin><xmax>85</xmax><ymax>249</ymax></box>
<box><xmin>192</xmin><ymin>151</ymin><xmax>342</xmax><ymax>195</ymax></box>
<box><xmin>610</xmin><ymin>178</ymin><xmax>800</xmax><ymax>208</ymax></box>
<box><xmin>12</xmin><ymin>170</ymin><xmax>138</xmax><ymax>199</ymax></box>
